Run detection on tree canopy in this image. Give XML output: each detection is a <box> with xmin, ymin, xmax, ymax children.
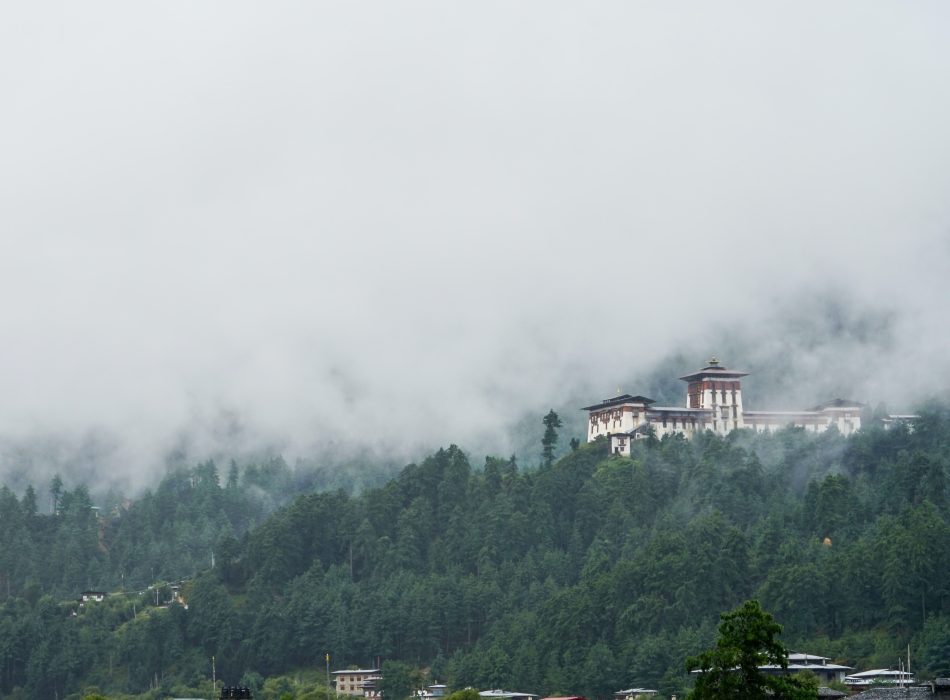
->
<box><xmin>686</xmin><ymin>600</ymin><xmax>814</xmax><ymax>700</ymax></box>
<box><xmin>0</xmin><ymin>406</ymin><xmax>948</xmax><ymax>698</ymax></box>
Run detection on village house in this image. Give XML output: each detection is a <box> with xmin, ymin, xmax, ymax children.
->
<box><xmin>332</xmin><ymin>669</ymin><xmax>382</xmax><ymax>698</ymax></box>
<box><xmin>78</xmin><ymin>590</ymin><xmax>107</xmax><ymax>605</ymax></box>
<box><xmin>758</xmin><ymin>652</ymin><xmax>853</xmax><ymax>686</ymax></box>
<box><xmin>845</xmin><ymin>669</ymin><xmax>916</xmax><ymax>688</ymax></box>
<box><xmin>417</xmin><ymin>685</ymin><xmax>448</xmax><ymax>700</ymax></box>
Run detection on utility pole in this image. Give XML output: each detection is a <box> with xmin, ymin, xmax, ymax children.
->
<box><xmin>212</xmin><ymin>655</ymin><xmax>217</xmax><ymax>697</ymax></box>
<box><xmin>326</xmin><ymin>652</ymin><xmax>331</xmax><ymax>695</ymax></box>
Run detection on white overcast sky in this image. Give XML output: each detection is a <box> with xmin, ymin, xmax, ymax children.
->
<box><xmin>2</xmin><ymin>2</ymin><xmax>949</xmax><ymax>489</ymax></box>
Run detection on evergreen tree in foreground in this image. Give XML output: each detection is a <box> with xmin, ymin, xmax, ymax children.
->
<box><xmin>686</xmin><ymin>600</ymin><xmax>815</xmax><ymax>700</ymax></box>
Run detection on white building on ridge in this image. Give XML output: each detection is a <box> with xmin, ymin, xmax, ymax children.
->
<box><xmin>584</xmin><ymin>358</ymin><xmax>884</xmax><ymax>457</ymax></box>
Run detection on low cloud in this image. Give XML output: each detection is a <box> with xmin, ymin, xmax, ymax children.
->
<box><xmin>1</xmin><ymin>2</ymin><xmax>948</xmax><ymax>492</ymax></box>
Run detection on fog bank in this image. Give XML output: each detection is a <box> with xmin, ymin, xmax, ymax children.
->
<box><xmin>2</xmin><ymin>2</ymin><xmax>949</xmax><ymax>491</ymax></box>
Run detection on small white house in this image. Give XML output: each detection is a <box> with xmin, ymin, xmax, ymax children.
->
<box><xmin>758</xmin><ymin>652</ymin><xmax>853</xmax><ymax>685</ymax></box>
<box><xmin>418</xmin><ymin>685</ymin><xmax>448</xmax><ymax>700</ymax></box>
<box><xmin>844</xmin><ymin>669</ymin><xmax>916</xmax><ymax>687</ymax></box>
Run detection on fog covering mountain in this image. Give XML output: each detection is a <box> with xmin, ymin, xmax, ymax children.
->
<box><xmin>2</xmin><ymin>3</ymin><xmax>949</xmax><ymax>493</ymax></box>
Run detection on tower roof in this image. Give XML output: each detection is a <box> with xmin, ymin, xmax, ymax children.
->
<box><xmin>679</xmin><ymin>357</ymin><xmax>749</xmax><ymax>382</ymax></box>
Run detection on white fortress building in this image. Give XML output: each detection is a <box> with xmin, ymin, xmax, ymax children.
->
<box><xmin>583</xmin><ymin>358</ymin><xmax>870</xmax><ymax>457</ymax></box>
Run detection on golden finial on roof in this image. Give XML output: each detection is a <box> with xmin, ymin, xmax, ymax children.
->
<box><xmin>708</xmin><ymin>357</ymin><xmax>720</xmax><ymax>366</ymax></box>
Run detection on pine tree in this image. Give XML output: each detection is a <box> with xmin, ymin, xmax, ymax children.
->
<box><xmin>49</xmin><ymin>474</ymin><xmax>63</xmax><ymax>514</ymax></box>
<box><xmin>541</xmin><ymin>409</ymin><xmax>562</xmax><ymax>466</ymax></box>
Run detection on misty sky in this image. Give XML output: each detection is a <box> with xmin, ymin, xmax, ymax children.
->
<box><xmin>2</xmin><ymin>3</ymin><xmax>949</xmax><ymax>490</ymax></box>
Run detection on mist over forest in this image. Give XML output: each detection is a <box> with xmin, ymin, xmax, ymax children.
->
<box><xmin>2</xmin><ymin>3</ymin><xmax>950</xmax><ymax>495</ymax></box>
<box><xmin>1</xmin><ymin>3</ymin><xmax>950</xmax><ymax>699</ymax></box>
<box><xmin>0</xmin><ymin>291</ymin><xmax>939</xmax><ymax>499</ymax></box>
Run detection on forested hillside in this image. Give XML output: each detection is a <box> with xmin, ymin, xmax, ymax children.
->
<box><xmin>1</xmin><ymin>407</ymin><xmax>949</xmax><ymax>699</ymax></box>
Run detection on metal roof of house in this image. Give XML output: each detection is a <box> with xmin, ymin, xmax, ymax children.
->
<box><xmin>478</xmin><ymin>691</ymin><xmax>537</xmax><ymax>699</ymax></box>
<box><xmin>847</xmin><ymin>669</ymin><xmax>914</xmax><ymax>679</ymax></box>
<box><xmin>776</xmin><ymin>652</ymin><xmax>852</xmax><ymax>671</ymax></box>
<box><xmin>788</xmin><ymin>652</ymin><xmax>832</xmax><ymax>662</ymax></box>
<box><xmin>760</xmin><ymin>662</ymin><xmax>853</xmax><ymax>672</ymax></box>
<box><xmin>332</xmin><ymin>669</ymin><xmax>380</xmax><ymax>674</ymax></box>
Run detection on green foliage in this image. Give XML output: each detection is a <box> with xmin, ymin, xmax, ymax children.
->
<box><xmin>541</xmin><ymin>410</ymin><xmax>563</xmax><ymax>466</ymax></box>
<box><xmin>915</xmin><ymin>614</ymin><xmax>950</xmax><ymax>677</ymax></box>
<box><xmin>380</xmin><ymin>661</ymin><xmax>414</xmax><ymax>700</ymax></box>
<box><xmin>0</xmin><ymin>405</ymin><xmax>949</xmax><ymax>697</ymax></box>
<box><xmin>445</xmin><ymin>690</ymin><xmax>480</xmax><ymax>700</ymax></box>
<box><xmin>826</xmin><ymin>679</ymin><xmax>848</xmax><ymax>693</ymax></box>
<box><xmin>685</xmin><ymin>600</ymin><xmax>814</xmax><ymax>700</ymax></box>
<box><xmin>790</xmin><ymin>670</ymin><xmax>819</xmax><ymax>691</ymax></box>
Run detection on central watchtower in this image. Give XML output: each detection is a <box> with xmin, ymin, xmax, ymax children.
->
<box><xmin>679</xmin><ymin>358</ymin><xmax>749</xmax><ymax>434</ymax></box>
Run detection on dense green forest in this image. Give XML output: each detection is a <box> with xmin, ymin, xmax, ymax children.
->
<box><xmin>1</xmin><ymin>406</ymin><xmax>949</xmax><ymax>699</ymax></box>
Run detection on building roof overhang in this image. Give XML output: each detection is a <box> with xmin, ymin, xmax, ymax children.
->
<box><xmin>332</xmin><ymin>669</ymin><xmax>380</xmax><ymax>675</ymax></box>
<box><xmin>760</xmin><ymin>663</ymin><xmax>853</xmax><ymax>672</ymax></box>
<box><xmin>581</xmin><ymin>394</ymin><xmax>656</xmax><ymax>411</ymax></box>
<box><xmin>679</xmin><ymin>367</ymin><xmax>750</xmax><ymax>382</ymax></box>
